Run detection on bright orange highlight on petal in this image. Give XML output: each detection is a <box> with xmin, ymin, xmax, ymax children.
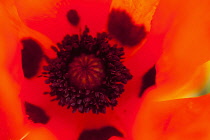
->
<box><xmin>24</xmin><ymin>127</ymin><xmax>57</xmax><ymax>140</ymax></box>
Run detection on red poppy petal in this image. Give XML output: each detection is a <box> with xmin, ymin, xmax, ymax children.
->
<box><xmin>108</xmin><ymin>0</ymin><xmax>161</xmax><ymax>102</ymax></box>
<box><xmin>16</xmin><ymin>0</ymin><xmax>112</xmax><ymax>43</ymax></box>
<box><xmin>110</xmin><ymin>0</ymin><xmax>159</xmax><ymax>30</ymax></box>
<box><xmin>21</xmin><ymin>75</ymin><xmax>131</xmax><ymax>139</ymax></box>
<box><xmin>109</xmin><ymin>136</ymin><xmax>126</xmax><ymax>140</ymax></box>
<box><xmin>109</xmin><ymin>0</ymin><xmax>159</xmax><ymax>56</ymax></box>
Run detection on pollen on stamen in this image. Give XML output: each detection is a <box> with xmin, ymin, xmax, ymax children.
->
<box><xmin>42</xmin><ymin>26</ymin><xmax>132</xmax><ymax>114</ymax></box>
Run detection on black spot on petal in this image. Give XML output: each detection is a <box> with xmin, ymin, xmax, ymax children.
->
<box><xmin>108</xmin><ymin>9</ymin><xmax>147</xmax><ymax>47</ymax></box>
<box><xmin>21</xmin><ymin>38</ymin><xmax>43</xmax><ymax>79</ymax></box>
<box><xmin>139</xmin><ymin>65</ymin><xmax>156</xmax><ymax>97</ymax></box>
<box><xmin>67</xmin><ymin>9</ymin><xmax>80</xmax><ymax>26</ymax></box>
<box><xmin>78</xmin><ymin>126</ymin><xmax>123</xmax><ymax>140</ymax></box>
<box><xmin>24</xmin><ymin>102</ymin><xmax>50</xmax><ymax>124</ymax></box>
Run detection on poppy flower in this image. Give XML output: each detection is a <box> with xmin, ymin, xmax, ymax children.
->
<box><xmin>133</xmin><ymin>0</ymin><xmax>210</xmax><ymax>139</ymax></box>
<box><xmin>0</xmin><ymin>0</ymin><xmax>160</xmax><ymax>139</ymax></box>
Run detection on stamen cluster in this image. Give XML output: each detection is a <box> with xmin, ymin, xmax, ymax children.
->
<box><xmin>42</xmin><ymin>27</ymin><xmax>132</xmax><ymax>114</ymax></box>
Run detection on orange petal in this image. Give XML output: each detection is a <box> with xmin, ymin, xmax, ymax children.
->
<box><xmin>144</xmin><ymin>0</ymin><xmax>210</xmax><ymax>100</ymax></box>
<box><xmin>23</xmin><ymin>127</ymin><xmax>57</xmax><ymax>140</ymax></box>
<box><xmin>0</xmin><ymin>3</ymin><xmax>27</xmax><ymax>139</ymax></box>
<box><xmin>133</xmin><ymin>0</ymin><xmax>210</xmax><ymax>139</ymax></box>
<box><xmin>133</xmin><ymin>94</ymin><xmax>210</xmax><ymax>140</ymax></box>
<box><xmin>0</xmin><ymin>2</ymin><xmax>57</xmax><ymax>139</ymax></box>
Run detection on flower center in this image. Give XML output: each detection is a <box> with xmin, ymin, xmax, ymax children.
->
<box><xmin>42</xmin><ymin>27</ymin><xmax>132</xmax><ymax>114</ymax></box>
<box><xmin>68</xmin><ymin>54</ymin><xmax>104</xmax><ymax>89</ymax></box>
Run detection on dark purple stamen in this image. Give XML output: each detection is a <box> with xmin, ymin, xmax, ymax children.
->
<box><xmin>42</xmin><ymin>27</ymin><xmax>132</xmax><ymax>114</ymax></box>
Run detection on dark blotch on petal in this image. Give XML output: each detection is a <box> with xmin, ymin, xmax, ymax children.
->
<box><xmin>139</xmin><ymin>65</ymin><xmax>156</xmax><ymax>97</ymax></box>
<box><xmin>21</xmin><ymin>38</ymin><xmax>43</xmax><ymax>79</ymax></box>
<box><xmin>108</xmin><ymin>9</ymin><xmax>147</xmax><ymax>47</ymax></box>
<box><xmin>24</xmin><ymin>102</ymin><xmax>50</xmax><ymax>124</ymax></box>
<box><xmin>78</xmin><ymin>126</ymin><xmax>123</xmax><ymax>140</ymax></box>
<box><xmin>66</xmin><ymin>9</ymin><xmax>80</xmax><ymax>26</ymax></box>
